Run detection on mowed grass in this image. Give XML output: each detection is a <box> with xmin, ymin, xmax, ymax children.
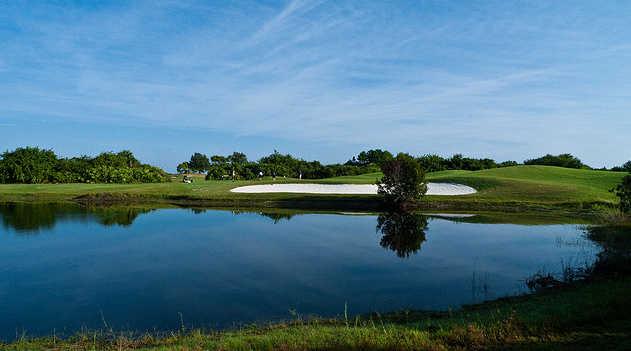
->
<box><xmin>427</xmin><ymin>166</ymin><xmax>625</xmax><ymax>204</ymax></box>
<box><xmin>0</xmin><ymin>166</ymin><xmax>626</xmax><ymax>208</ymax></box>
<box><xmin>321</xmin><ymin>166</ymin><xmax>625</xmax><ymax>205</ymax></box>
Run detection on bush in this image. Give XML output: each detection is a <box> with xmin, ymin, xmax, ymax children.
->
<box><xmin>611</xmin><ymin>161</ymin><xmax>631</xmax><ymax>172</ymax></box>
<box><xmin>377</xmin><ymin>153</ymin><xmax>427</xmax><ymax>206</ymax></box>
<box><xmin>524</xmin><ymin>154</ymin><xmax>587</xmax><ymax>169</ymax></box>
<box><xmin>0</xmin><ymin>148</ymin><xmax>168</xmax><ymax>184</ymax></box>
<box><xmin>613</xmin><ymin>175</ymin><xmax>631</xmax><ymax>213</ymax></box>
<box><xmin>0</xmin><ymin>147</ymin><xmax>58</xmax><ymax>183</ymax></box>
<box><xmin>416</xmin><ymin>154</ymin><xmax>516</xmax><ymax>172</ymax></box>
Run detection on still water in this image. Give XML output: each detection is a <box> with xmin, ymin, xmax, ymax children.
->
<box><xmin>0</xmin><ymin>204</ymin><xmax>597</xmax><ymax>340</ymax></box>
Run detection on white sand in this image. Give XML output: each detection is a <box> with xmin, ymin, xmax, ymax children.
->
<box><xmin>230</xmin><ymin>183</ymin><xmax>476</xmax><ymax>196</ymax></box>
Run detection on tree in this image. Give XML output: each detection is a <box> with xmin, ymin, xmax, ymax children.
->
<box><xmin>623</xmin><ymin>161</ymin><xmax>631</xmax><ymax>172</ymax></box>
<box><xmin>377</xmin><ymin>152</ymin><xmax>427</xmax><ymax>206</ymax></box>
<box><xmin>354</xmin><ymin>149</ymin><xmax>394</xmax><ymax>166</ymax></box>
<box><xmin>176</xmin><ymin>162</ymin><xmax>190</xmax><ymax>174</ymax></box>
<box><xmin>417</xmin><ymin>154</ymin><xmax>446</xmax><ymax>172</ymax></box>
<box><xmin>189</xmin><ymin>153</ymin><xmax>210</xmax><ymax>173</ymax></box>
<box><xmin>228</xmin><ymin>152</ymin><xmax>248</xmax><ymax>165</ymax></box>
<box><xmin>613</xmin><ymin>174</ymin><xmax>631</xmax><ymax>213</ymax></box>
<box><xmin>210</xmin><ymin>155</ymin><xmax>227</xmax><ymax>164</ymax></box>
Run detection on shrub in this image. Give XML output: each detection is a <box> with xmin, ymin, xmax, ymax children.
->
<box><xmin>613</xmin><ymin>174</ymin><xmax>631</xmax><ymax>213</ymax></box>
<box><xmin>0</xmin><ymin>148</ymin><xmax>168</xmax><ymax>184</ymax></box>
<box><xmin>611</xmin><ymin>161</ymin><xmax>631</xmax><ymax>172</ymax></box>
<box><xmin>0</xmin><ymin>147</ymin><xmax>58</xmax><ymax>183</ymax></box>
<box><xmin>377</xmin><ymin>153</ymin><xmax>427</xmax><ymax>206</ymax></box>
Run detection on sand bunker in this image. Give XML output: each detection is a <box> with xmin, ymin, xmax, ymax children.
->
<box><xmin>230</xmin><ymin>183</ymin><xmax>476</xmax><ymax>196</ymax></box>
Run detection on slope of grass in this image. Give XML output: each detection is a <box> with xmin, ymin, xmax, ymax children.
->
<box><xmin>427</xmin><ymin>166</ymin><xmax>625</xmax><ymax>204</ymax></box>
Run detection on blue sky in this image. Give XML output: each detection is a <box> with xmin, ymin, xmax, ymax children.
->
<box><xmin>1</xmin><ymin>1</ymin><xmax>630</xmax><ymax>170</ymax></box>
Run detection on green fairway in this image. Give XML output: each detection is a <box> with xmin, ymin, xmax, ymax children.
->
<box><xmin>0</xmin><ymin>166</ymin><xmax>626</xmax><ymax>211</ymax></box>
<box><xmin>429</xmin><ymin>165</ymin><xmax>625</xmax><ymax>204</ymax></box>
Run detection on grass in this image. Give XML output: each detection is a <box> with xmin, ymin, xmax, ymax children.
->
<box><xmin>4</xmin><ymin>277</ymin><xmax>630</xmax><ymax>350</ymax></box>
<box><xmin>0</xmin><ymin>166</ymin><xmax>626</xmax><ymax>213</ymax></box>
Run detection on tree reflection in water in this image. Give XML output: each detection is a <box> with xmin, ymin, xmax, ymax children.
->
<box><xmin>376</xmin><ymin>212</ymin><xmax>428</xmax><ymax>258</ymax></box>
<box><xmin>0</xmin><ymin>202</ymin><xmax>153</xmax><ymax>233</ymax></box>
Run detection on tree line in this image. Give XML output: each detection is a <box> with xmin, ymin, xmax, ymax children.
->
<box><xmin>177</xmin><ymin>149</ymin><xmax>631</xmax><ymax>181</ymax></box>
<box><xmin>0</xmin><ymin>147</ymin><xmax>168</xmax><ymax>184</ymax></box>
<box><xmin>2</xmin><ymin>145</ymin><xmax>629</xmax><ymax>187</ymax></box>
<box><xmin>177</xmin><ymin>150</ymin><xmax>380</xmax><ymax>181</ymax></box>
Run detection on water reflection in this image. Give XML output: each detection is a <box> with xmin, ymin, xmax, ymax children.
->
<box><xmin>1</xmin><ymin>204</ymin><xmax>431</xmax><ymax>258</ymax></box>
<box><xmin>0</xmin><ymin>203</ymin><xmax>153</xmax><ymax>233</ymax></box>
<box><xmin>376</xmin><ymin>212</ymin><xmax>428</xmax><ymax>258</ymax></box>
<box><xmin>0</xmin><ymin>204</ymin><xmax>608</xmax><ymax>340</ymax></box>
<box><xmin>190</xmin><ymin>208</ymin><xmax>296</xmax><ymax>223</ymax></box>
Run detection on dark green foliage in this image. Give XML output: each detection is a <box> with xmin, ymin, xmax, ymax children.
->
<box><xmin>499</xmin><ymin>160</ymin><xmax>519</xmax><ymax>167</ymax></box>
<box><xmin>378</xmin><ymin>153</ymin><xmax>427</xmax><ymax>205</ymax></box>
<box><xmin>0</xmin><ymin>148</ymin><xmax>168</xmax><ymax>184</ymax></box>
<box><xmin>189</xmin><ymin>153</ymin><xmax>211</xmax><ymax>173</ymax></box>
<box><xmin>347</xmin><ymin>149</ymin><xmax>394</xmax><ymax>167</ymax></box>
<box><xmin>611</xmin><ymin>161</ymin><xmax>631</xmax><ymax>172</ymax></box>
<box><xmin>203</xmin><ymin>150</ymin><xmax>379</xmax><ymax>181</ymax></box>
<box><xmin>228</xmin><ymin>152</ymin><xmax>248</xmax><ymax>165</ymax></box>
<box><xmin>93</xmin><ymin>150</ymin><xmax>140</xmax><ymax>168</ymax></box>
<box><xmin>0</xmin><ymin>147</ymin><xmax>58</xmax><ymax>183</ymax></box>
<box><xmin>415</xmin><ymin>154</ymin><xmax>446</xmax><ymax>172</ymax></box>
<box><xmin>206</xmin><ymin>152</ymin><xmax>254</xmax><ymax>180</ymax></box>
<box><xmin>416</xmin><ymin>153</ymin><xmax>516</xmax><ymax>172</ymax></box>
<box><xmin>524</xmin><ymin>153</ymin><xmax>587</xmax><ymax>169</ymax></box>
<box><xmin>612</xmin><ymin>174</ymin><xmax>631</xmax><ymax>213</ymax></box>
<box><xmin>176</xmin><ymin>162</ymin><xmax>190</xmax><ymax>174</ymax></box>
<box><xmin>210</xmin><ymin>155</ymin><xmax>228</xmax><ymax>164</ymax></box>
<box><xmin>376</xmin><ymin>212</ymin><xmax>428</xmax><ymax>257</ymax></box>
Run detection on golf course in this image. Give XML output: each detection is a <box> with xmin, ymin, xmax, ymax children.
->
<box><xmin>1</xmin><ymin>165</ymin><xmax>625</xmax><ymax>216</ymax></box>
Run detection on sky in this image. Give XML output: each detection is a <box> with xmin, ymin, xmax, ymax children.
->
<box><xmin>1</xmin><ymin>0</ymin><xmax>630</xmax><ymax>170</ymax></box>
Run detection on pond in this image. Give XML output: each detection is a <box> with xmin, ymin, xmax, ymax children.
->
<box><xmin>0</xmin><ymin>203</ymin><xmax>598</xmax><ymax>340</ymax></box>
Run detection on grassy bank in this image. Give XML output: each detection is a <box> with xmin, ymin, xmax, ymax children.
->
<box><xmin>0</xmin><ymin>166</ymin><xmax>625</xmax><ymax>213</ymax></box>
<box><xmin>4</xmin><ymin>276</ymin><xmax>629</xmax><ymax>350</ymax></box>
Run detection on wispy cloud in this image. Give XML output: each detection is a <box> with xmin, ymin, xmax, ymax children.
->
<box><xmin>1</xmin><ymin>1</ymin><xmax>630</xmax><ymax>166</ymax></box>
